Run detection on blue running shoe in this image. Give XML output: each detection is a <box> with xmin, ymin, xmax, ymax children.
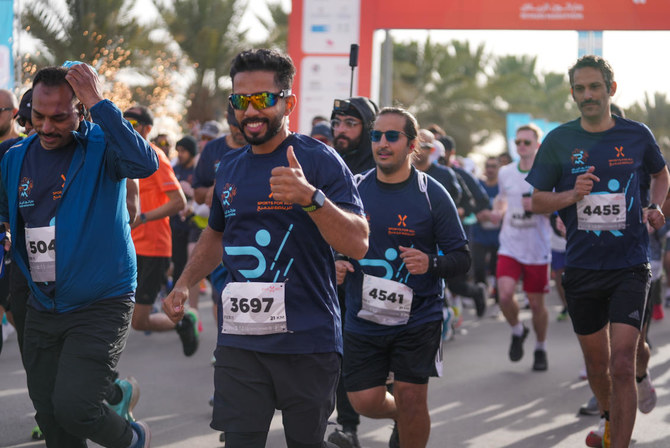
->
<box><xmin>130</xmin><ymin>420</ymin><xmax>151</xmax><ymax>448</ymax></box>
<box><xmin>108</xmin><ymin>376</ymin><xmax>140</xmax><ymax>422</ymax></box>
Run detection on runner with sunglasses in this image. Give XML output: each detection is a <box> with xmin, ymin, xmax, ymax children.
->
<box><xmin>336</xmin><ymin>107</ymin><xmax>469</xmax><ymax>448</ymax></box>
<box><xmin>163</xmin><ymin>48</ymin><xmax>368</xmax><ymax>448</ymax></box>
<box><xmin>489</xmin><ymin>123</ymin><xmax>552</xmax><ymax>371</ymax></box>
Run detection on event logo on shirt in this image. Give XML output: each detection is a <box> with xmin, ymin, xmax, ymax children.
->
<box><xmin>221</xmin><ymin>183</ymin><xmax>237</xmax><ymax>218</ymax></box>
<box><xmin>18</xmin><ymin>177</ymin><xmax>34</xmax><ymax>208</ymax></box>
<box><xmin>571</xmin><ymin>149</ymin><xmax>591</xmax><ymax>174</ymax></box>
<box><xmin>388</xmin><ymin>214</ymin><xmax>415</xmax><ymax>237</ymax></box>
<box><xmin>257</xmin><ymin>192</ymin><xmax>293</xmax><ymax>212</ymax></box>
<box><xmin>609</xmin><ymin>146</ymin><xmax>633</xmax><ymax>167</ymax></box>
<box><xmin>224</xmin><ymin>225</ymin><xmax>295</xmax><ymax>281</ymax></box>
<box><xmin>360</xmin><ymin>246</ymin><xmax>411</xmax><ymax>283</ymax></box>
<box><xmin>52</xmin><ymin>174</ymin><xmax>66</xmax><ymax>200</ymax></box>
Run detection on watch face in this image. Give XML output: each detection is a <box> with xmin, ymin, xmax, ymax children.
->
<box><xmin>313</xmin><ymin>189</ymin><xmax>326</xmax><ymax>208</ymax></box>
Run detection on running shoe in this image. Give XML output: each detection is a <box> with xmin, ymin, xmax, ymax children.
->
<box><xmin>602</xmin><ymin>419</ymin><xmax>611</xmax><ymax>448</ymax></box>
<box><xmin>508</xmin><ymin>326</ymin><xmax>529</xmax><ymax>362</ymax></box>
<box><xmin>31</xmin><ymin>425</ymin><xmax>44</xmax><ymax>440</ymax></box>
<box><xmin>328</xmin><ymin>428</ymin><xmax>361</xmax><ymax>448</ymax></box>
<box><xmin>652</xmin><ymin>303</ymin><xmax>664</xmax><ymax>320</ymax></box>
<box><xmin>176</xmin><ymin>309</ymin><xmax>199</xmax><ymax>356</ymax></box>
<box><xmin>108</xmin><ymin>376</ymin><xmax>140</xmax><ymax>422</ymax></box>
<box><xmin>474</xmin><ymin>282</ymin><xmax>488</xmax><ymax>317</ymax></box>
<box><xmin>532</xmin><ymin>349</ymin><xmax>548</xmax><ymax>371</ymax></box>
<box><xmin>637</xmin><ymin>371</ymin><xmax>657</xmax><ymax>414</ymax></box>
<box><xmin>130</xmin><ymin>420</ymin><xmax>151</xmax><ymax>448</ymax></box>
<box><xmin>389</xmin><ymin>422</ymin><xmax>399</xmax><ymax>448</ymax></box>
<box><xmin>585</xmin><ymin>417</ymin><xmax>606</xmax><ymax>448</ymax></box>
<box><xmin>665</xmin><ymin>296</ymin><xmax>670</xmax><ymax>308</ymax></box>
<box><xmin>557</xmin><ymin>308</ymin><xmax>569</xmax><ymax>321</ymax></box>
<box><xmin>578</xmin><ymin>395</ymin><xmax>600</xmax><ymax>416</ymax></box>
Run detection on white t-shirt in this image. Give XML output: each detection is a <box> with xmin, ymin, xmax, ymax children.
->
<box><xmin>497</xmin><ymin>162</ymin><xmax>552</xmax><ymax>265</ymax></box>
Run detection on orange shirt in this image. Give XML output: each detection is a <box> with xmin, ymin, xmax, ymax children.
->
<box><xmin>131</xmin><ymin>144</ymin><xmax>180</xmax><ymax>257</ymax></box>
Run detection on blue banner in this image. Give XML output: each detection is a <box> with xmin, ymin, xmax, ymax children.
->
<box><xmin>0</xmin><ymin>0</ymin><xmax>14</xmax><ymax>90</ymax></box>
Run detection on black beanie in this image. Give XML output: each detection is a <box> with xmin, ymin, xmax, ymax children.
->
<box><xmin>176</xmin><ymin>135</ymin><xmax>198</xmax><ymax>157</ymax></box>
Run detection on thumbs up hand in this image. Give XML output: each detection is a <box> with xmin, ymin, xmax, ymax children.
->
<box><xmin>270</xmin><ymin>146</ymin><xmax>315</xmax><ymax>206</ymax></box>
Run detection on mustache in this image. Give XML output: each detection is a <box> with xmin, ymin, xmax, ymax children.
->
<box><xmin>579</xmin><ymin>99</ymin><xmax>599</xmax><ymax>108</ymax></box>
<box><xmin>38</xmin><ymin>131</ymin><xmax>62</xmax><ymax>138</ymax></box>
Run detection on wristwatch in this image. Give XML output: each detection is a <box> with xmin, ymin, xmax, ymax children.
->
<box><xmin>647</xmin><ymin>203</ymin><xmax>661</xmax><ymax>212</ymax></box>
<box><xmin>139</xmin><ymin>213</ymin><xmax>148</xmax><ymax>224</ymax></box>
<box><xmin>302</xmin><ymin>189</ymin><xmax>326</xmax><ymax>212</ymax></box>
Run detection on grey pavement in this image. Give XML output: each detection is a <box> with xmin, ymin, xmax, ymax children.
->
<box><xmin>1</xmin><ymin>287</ymin><xmax>669</xmax><ymax>447</ymax></box>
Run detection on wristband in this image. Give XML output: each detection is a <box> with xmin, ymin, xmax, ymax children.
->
<box><xmin>139</xmin><ymin>213</ymin><xmax>147</xmax><ymax>224</ymax></box>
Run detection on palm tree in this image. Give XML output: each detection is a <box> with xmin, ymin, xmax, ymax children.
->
<box><xmin>21</xmin><ymin>0</ymin><xmax>174</xmax><ymax>109</ymax></box>
<box><xmin>155</xmin><ymin>0</ymin><xmax>248</xmax><ymax>122</ymax></box>
<box><xmin>255</xmin><ymin>1</ymin><xmax>289</xmax><ymax>52</ymax></box>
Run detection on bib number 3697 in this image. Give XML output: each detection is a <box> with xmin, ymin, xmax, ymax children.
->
<box><xmin>220</xmin><ymin>282</ymin><xmax>287</xmax><ymax>335</ymax></box>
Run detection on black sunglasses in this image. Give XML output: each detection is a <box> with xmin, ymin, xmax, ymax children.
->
<box><xmin>515</xmin><ymin>139</ymin><xmax>533</xmax><ymax>146</ymax></box>
<box><xmin>370</xmin><ymin>130</ymin><xmax>411</xmax><ymax>143</ymax></box>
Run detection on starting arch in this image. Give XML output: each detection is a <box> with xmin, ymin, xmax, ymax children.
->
<box><xmin>287</xmin><ymin>0</ymin><xmax>670</xmax><ymax>132</ymax></box>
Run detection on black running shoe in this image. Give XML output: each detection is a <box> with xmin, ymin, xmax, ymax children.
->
<box><xmin>509</xmin><ymin>326</ymin><xmax>529</xmax><ymax>362</ymax></box>
<box><xmin>176</xmin><ymin>310</ymin><xmax>199</xmax><ymax>357</ymax></box>
<box><xmin>328</xmin><ymin>428</ymin><xmax>361</xmax><ymax>448</ymax></box>
<box><xmin>532</xmin><ymin>349</ymin><xmax>548</xmax><ymax>371</ymax></box>
<box><xmin>474</xmin><ymin>282</ymin><xmax>488</xmax><ymax>318</ymax></box>
<box><xmin>389</xmin><ymin>421</ymin><xmax>399</xmax><ymax>448</ymax></box>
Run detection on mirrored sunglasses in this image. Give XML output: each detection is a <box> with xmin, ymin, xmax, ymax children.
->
<box><xmin>229</xmin><ymin>90</ymin><xmax>291</xmax><ymax>111</ymax></box>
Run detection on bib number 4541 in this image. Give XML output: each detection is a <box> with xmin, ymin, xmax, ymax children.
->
<box><xmin>367</xmin><ymin>288</ymin><xmax>405</xmax><ymax>304</ymax></box>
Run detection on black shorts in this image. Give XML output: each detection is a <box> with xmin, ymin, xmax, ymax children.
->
<box><xmin>343</xmin><ymin>320</ymin><xmax>442</xmax><ymax>391</ymax></box>
<box><xmin>211</xmin><ymin>346</ymin><xmax>339</xmax><ymax>443</ymax></box>
<box><xmin>135</xmin><ymin>256</ymin><xmax>170</xmax><ymax>305</ymax></box>
<box><xmin>562</xmin><ymin>263</ymin><xmax>650</xmax><ymax>335</ymax></box>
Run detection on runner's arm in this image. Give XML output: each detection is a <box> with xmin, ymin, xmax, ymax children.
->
<box><xmin>163</xmin><ymin>226</ymin><xmax>223</xmax><ymax>322</ymax></box>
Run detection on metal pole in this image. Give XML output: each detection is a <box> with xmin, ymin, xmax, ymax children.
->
<box><xmin>380</xmin><ymin>29</ymin><xmax>392</xmax><ymax>107</ymax></box>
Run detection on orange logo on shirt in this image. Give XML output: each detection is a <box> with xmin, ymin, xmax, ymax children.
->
<box><xmin>397</xmin><ymin>215</ymin><xmax>407</xmax><ymax>227</ymax></box>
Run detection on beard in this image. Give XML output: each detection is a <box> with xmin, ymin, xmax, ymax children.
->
<box><xmin>241</xmin><ymin>114</ymin><xmax>284</xmax><ymax>146</ymax></box>
<box><xmin>333</xmin><ymin>134</ymin><xmax>361</xmax><ymax>154</ymax></box>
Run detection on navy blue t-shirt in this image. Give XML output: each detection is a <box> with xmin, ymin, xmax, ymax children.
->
<box><xmin>472</xmin><ymin>180</ymin><xmax>500</xmax><ymax>247</ymax></box>
<box><xmin>209</xmin><ymin>133</ymin><xmax>364</xmax><ymax>354</ymax></box>
<box><xmin>19</xmin><ymin>138</ymin><xmax>76</xmax><ymax>295</ymax></box>
<box><xmin>526</xmin><ymin>117</ymin><xmax>666</xmax><ymax>269</ymax></box>
<box><xmin>170</xmin><ymin>162</ymin><xmax>195</xmax><ymax>234</ymax></box>
<box><xmin>344</xmin><ymin>167</ymin><xmax>467</xmax><ymax>336</ymax></box>
<box><xmin>192</xmin><ymin>135</ymin><xmax>239</xmax><ymax>189</ymax></box>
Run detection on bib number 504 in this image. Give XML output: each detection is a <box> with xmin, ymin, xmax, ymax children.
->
<box><xmin>29</xmin><ymin>239</ymin><xmax>55</xmax><ymax>254</ymax></box>
<box><xmin>229</xmin><ymin>297</ymin><xmax>274</xmax><ymax>313</ymax></box>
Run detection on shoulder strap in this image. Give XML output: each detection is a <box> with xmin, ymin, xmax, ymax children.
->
<box><xmin>417</xmin><ymin>170</ymin><xmax>432</xmax><ymax>211</ymax></box>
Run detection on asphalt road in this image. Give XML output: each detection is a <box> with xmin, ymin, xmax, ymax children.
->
<box><xmin>1</xmin><ymin>287</ymin><xmax>669</xmax><ymax>447</ymax></box>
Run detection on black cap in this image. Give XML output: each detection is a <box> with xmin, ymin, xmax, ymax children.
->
<box><xmin>15</xmin><ymin>89</ymin><xmax>32</xmax><ymax>119</ymax></box>
<box><xmin>123</xmin><ymin>107</ymin><xmax>154</xmax><ymax>126</ymax></box>
<box><xmin>176</xmin><ymin>135</ymin><xmax>198</xmax><ymax>157</ymax></box>
<box><xmin>331</xmin><ymin>99</ymin><xmax>362</xmax><ymax>120</ymax></box>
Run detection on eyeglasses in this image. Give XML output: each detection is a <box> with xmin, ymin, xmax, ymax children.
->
<box><xmin>515</xmin><ymin>139</ymin><xmax>533</xmax><ymax>146</ymax></box>
<box><xmin>370</xmin><ymin>130</ymin><xmax>412</xmax><ymax>143</ymax></box>
<box><xmin>126</xmin><ymin>118</ymin><xmax>140</xmax><ymax>129</ymax></box>
<box><xmin>485</xmin><ymin>164</ymin><xmax>498</xmax><ymax>169</ymax></box>
<box><xmin>229</xmin><ymin>90</ymin><xmax>291</xmax><ymax>110</ymax></box>
<box><xmin>331</xmin><ymin>118</ymin><xmax>361</xmax><ymax>129</ymax></box>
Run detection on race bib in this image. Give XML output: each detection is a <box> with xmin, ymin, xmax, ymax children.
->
<box><xmin>220</xmin><ymin>282</ymin><xmax>287</xmax><ymax>335</ymax></box>
<box><xmin>577</xmin><ymin>193</ymin><xmax>626</xmax><ymax>231</ymax></box>
<box><xmin>358</xmin><ymin>274</ymin><xmax>413</xmax><ymax>326</ymax></box>
<box><xmin>25</xmin><ymin>226</ymin><xmax>55</xmax><ymax>282</ymax></box>
<box><xmin>509</xmin><ymin>208</ymin><xmax>535</xmax><ymax>228</ymax></box>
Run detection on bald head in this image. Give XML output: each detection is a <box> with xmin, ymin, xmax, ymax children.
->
<box><xmin>0</xmin><ymin>89</ymin><xmax>20</xmax><ymax>141</ymax></box>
